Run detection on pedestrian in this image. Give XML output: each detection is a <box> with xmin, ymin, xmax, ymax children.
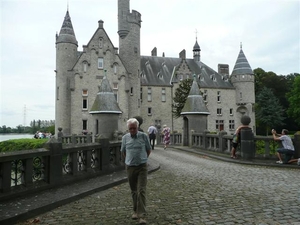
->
<box><xmin>272</xmin><ymin>129</ymin><xmax>295</xmax><ymax>164</ymax></box>
<box><xmin>121</xmin><ymin>118</ymin><xmax>151</xmax><ymax>224</ymax></box>
<box><xmin>147</xmin><ymin>124</ymin><xmax>157</xmax><ymax>150</ymax></box>
<box><xmin>230</xmin><ymin>125</ymin><xmax>249</xmax><ymax>159</ymax></box>
<box><xmin>162</xmin><ymin>124</ymin><xmax>171</xmax><ymax>150</ymax></box>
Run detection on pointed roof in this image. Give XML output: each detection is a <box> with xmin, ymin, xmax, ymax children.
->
<box><xmin>90</xmin><ymin>75</ymin><xmax>122</xmax><ymax>114</ymax></box>
<box><xmin>56</xmin><ymin>10</ymin><xmax>78</xmax><ymax>45</ymax></box>
<box><xmin>193</xmin><ymin>39</ymin><xmax>201</xmax><ymax>52</ymax></box>
<box><xmin>181</xmin><ymin>75</ymin><xmax>210</xmax><ymax>115</ymax></box>
<box><xmin>231</xmin><ymin>44</ymin><xmax>253</xmax><ymax>76</ymax></box>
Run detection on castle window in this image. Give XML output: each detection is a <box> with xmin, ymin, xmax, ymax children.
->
<box><xmin>161</xmin><ymin>88</ymin><xmax>166</xmax><ymax>102</ymax></box>
<box><xmin>147</xmin><ymin>88</ymin><xmax>152</xmax><ymax>101</ymax></box>
<box><xmin>113</xmin><ymin>64</ymin><xmax>117</xmax><ymax>74</ymax></box>
<box><xmin>148</xmin><ymin>107</ymin><xmax>152</xmax><ymax>115</ymax></box>
<box><xmin>82</xmin><ymin>98</ymin><xmax>88</xmax><ymax>110</ymax></box>
<box><xmin>82</xmin><ymin>120</ymin><xmax>87</xmax><ymax>131</ymax></box>
<box><xmin>98</xmin><ymin>58</ymin><xmax>104</xmax><ymax>69</ymax></box>
<box><xmin>113</xmin><ymin>83</ymin><xmax>118</xmax><ymax>102</ymax></box>
<box><xmin>140</xmin><ymin>87</ymin><xmax>143</xmax><ymax>103</ymax></box>
<box><xmin>56</xmin><ymin>87</ymin><xmax>59</xmax><ymax>100</ymax></box>
<box><xmin>229</xmin><ymin>120</ymin><xmax>235</xmax><ymax>130</ymax></box>
<box><xmin>179</xmin><ymin>74</ymin><xmax>183</xmax><ymax>81</ymax></box>
<box><xmin>99</xmin><ymin>38</ymin><xmax>103</xmax><ymax>48</ymax></box>
<box><xmin>203</xmin><ymin>90</ymin><xmax>207</xmax><ymax>102</ymax></box>
<box><xmin>216</xmin><ymin>120</ymin><xmax>224</xmax><ymax>131</ymax></box>
<box><xmin>240</xmin><ymin>92</ymin><xmax>242</xmax><ymax>100</ymax></box>
<box><xmin>130</xmin><ymin>87</ymin><xmax>133</xmax><ymax>96</ymax></box>
<box><xmin>82</xmin><ymin>89</ymin><xmax>88</xmax><ymax>96</ymax></box>
<box><xmin>83</xmin><ymin>62</ymin><xmax>87</xmax><ymax>73</ymax></box>
<box><xmin>230</xmin><ymin>108</ymin><xmax>233</xmax><ymax>116</ymax></box>
<box><xmin>217</xmin><ymin>108</ymin><xmax>222</xmax><ymax>116</ymax></box>
<box><xmin>217</xmin><ymin>91</ymin><xmax>221</xmax><ymax>102</ymax></box>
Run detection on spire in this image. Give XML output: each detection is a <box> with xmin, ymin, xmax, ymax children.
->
<box><xmin>90</xmin><ymin>71</ymin><xmax>122</xmax><ymax>114</ymax></box>
<box><xmin>56</xmin><ymin>10</ymin><xmax>78</xmax><ymax>45</ymax></box>
<box><xmin>193</xmin><ymin>31</ymin><xmax>201</xmax><ymax>62</ymax></box>
<box><xmin>181</xmin><ymin>75</ymin><xmax>210</xmax><ymax>115</ymax></box>
<box><xmin>231</xmin><ymin>44</ymin><xmax>253</xmax><ymax>76</ymax></box>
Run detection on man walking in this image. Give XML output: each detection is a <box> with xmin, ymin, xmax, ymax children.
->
<box><xmin>121</xmin><ymin>118</ymin><xmax>151</xmax><ymax>224</ymax></box>
<box><xmin>147</xmin><ymin>124</ymin><xmax>158</xmax><ymax>150</ymax></box>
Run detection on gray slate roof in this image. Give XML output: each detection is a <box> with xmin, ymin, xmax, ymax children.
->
<box><xmin>181</xmin><ymin>77</ymin><xmax>210</xmax><ymax>115</ymax></box>
<box><xmin>90</xmin><ymin>76</ymin><xmax>122</xmax><ymax>114</ymax></box>
<box><xmin>56</xmin><ymin>11</ymin><xmax>78</xmax><ymax>45</ymax></box>
<box><xmin>231</xmin><ymin>49</ymin><xmax>253</xmax><ymax>76</ymax></box>
<box><xmin>141</xmin><ymin>56</ymin><xmax>234</xmax><ymax>89</ymax></box>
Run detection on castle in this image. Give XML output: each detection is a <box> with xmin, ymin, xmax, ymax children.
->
<box><xmin>55</xmin><ymin>0</ymin><xmax>256</xmax><ymax>139</ymax></box>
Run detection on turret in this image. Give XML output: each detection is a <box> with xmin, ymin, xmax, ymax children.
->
<box><xmin>55</xmin><ymin>10</ymin><xmax>78</xmax><ymax>135</ymax></box>
<box><xmin>230</xmin><ymin>43</ymin><xmax>255</xmax><ymax>105</ymax></box>
<box><xmin>117</xmin><ymin>0</ymin><xmax>142</xmax><ymax>117</ymax></box>
<box><xmin>193</xmin><ymin>38</ymin><xmax>201</xmax><ymax>62</ymax></box>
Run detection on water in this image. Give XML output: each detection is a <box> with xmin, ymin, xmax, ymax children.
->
<box><xmin>0</xmin><ymin>134</ymin><xmax>34</xmax><ymax>142</ymax></box>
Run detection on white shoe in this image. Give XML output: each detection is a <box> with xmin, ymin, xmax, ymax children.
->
<box><xmin>276</xmin><ymin>160</ymin><xmax>283</xmax><ymax>164</ymax></box>
<box><xmin>139</xmin><ymin>218</ymin><xmax>147</xmax><ymax>224</ymax></box>
<box><xmin>132</xmin><ymin>212</ymin><xmax>138</xmax><ymax>220</ymax></box>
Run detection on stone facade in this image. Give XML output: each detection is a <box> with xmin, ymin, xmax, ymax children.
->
<box><xmin>55</xmin><ymin>1</ymin><xmax>256</xmax><ymax>138</ymax></box>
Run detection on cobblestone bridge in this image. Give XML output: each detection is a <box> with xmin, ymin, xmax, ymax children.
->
<box><xmin>16</xmin><ymin>147</ymin><xmax>300</xmax><ymax>225</ymax></box>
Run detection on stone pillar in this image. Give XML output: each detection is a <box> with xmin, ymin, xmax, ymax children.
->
<box><xmin>45</xmin><ymin>141</ymin><xmax>63</xmax><ymax>185</ymax></box>
<box><xmin>218</xmin><ymin>130</ymin><xmax>227</xmax><ymax>152</ymax></box>
<box><xmin>293</xmin><ymin>132</ymin><xmax>300</xmax><ymax>158</ymax></box>
<box><xmin>240</xmin><ymin>115</ymin><xmax>255</xmax><ymax>160</ymax></box>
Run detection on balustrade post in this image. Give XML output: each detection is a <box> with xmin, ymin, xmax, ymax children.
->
<box><xmin>240</xmin><ymin>128</ymin><xmax>255</xmax><ymax>160</ymax></box>
<box><xmin>218</xmin><ymin>130</ymin><xmax>227</xmax><ymax>153</ymax></box>
<box><xmin>293</xmin><ymin>132</ymin><xmax>300</xmax><ymax>158</ymax></box>
<box><xmin>0</xmin><ymin>161</ymin><xmax>12</xmax><ymax>193</ymax></box>
<box><xmin>99</xmin><ymin>138</ymin><xmax>110</xmax><ymax>172</ymax></box>
<box><xmin>203</xmin><ymin>130</ymin><xmax>209</xmax><ymax>150</ymax></box>
<box><xmin>45</xmin><ymin>141</ymin><xmax>63</xmax><ymax>185</ymax></box>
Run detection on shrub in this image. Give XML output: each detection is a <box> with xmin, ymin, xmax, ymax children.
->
<box><xmin>0</xmin><ymin>139</ymin><xmax>48</xmax><ymax>153</ymax></box>
<box><xmin>255</xmin><ymin>140</ymin><xmax>279</xmax><ymax>155</ymax></box>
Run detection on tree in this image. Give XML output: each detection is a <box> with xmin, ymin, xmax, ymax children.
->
<box><xmin>287</xmin><ymin>75</ymin><xmax>300</xmax><ymax>126</ymax></box>
<box><xmin>256</xmin><ymin>87</ymin><xmax>285</xmax><ymax>135</ymax></box>
<box><xmin>172</xmin><ymin>79</ymin><xmax>193</xmax><ymax>118</ymax></box>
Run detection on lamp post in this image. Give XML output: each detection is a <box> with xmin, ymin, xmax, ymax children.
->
<box><xmin>171</xmin><ymin>82</ymin><xmax>174</xmax><ymax>133</ymax></box>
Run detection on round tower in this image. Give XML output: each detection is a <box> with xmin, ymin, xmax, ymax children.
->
<box><xmin>193</xmin><ymin>38</ymin><xmax>201</xmax><ymax>62</ymax></box>
<box><xmin>118</xmin><ymin>0</ymin><xmax>142</xmax><ymax>118</ymax></box>
<box><xmin>55</xmin><ymin>10</ymin><xmax>78</xmax><ymax>135</ymax></box>
<box><xmin>230</xmin><ymin>43</ymin><xmax>256</xmax><ymax>131</ymax></box>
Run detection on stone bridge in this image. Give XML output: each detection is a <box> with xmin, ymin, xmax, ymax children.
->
<box><xmin>1</xmin><ymin>145</ymin><xmax>300</xmax><ymax>225</ymax></box>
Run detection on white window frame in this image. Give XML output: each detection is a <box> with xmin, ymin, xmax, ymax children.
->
<box><xmin>217</xmin><ymin>91</ymin><xmax>221</xmax><ymax>102</ymax></box>
<box><xmin>217</xmin><ymin>108</ymin><xmax>222</xmax><ymax>116</ymax></box>
<box><xmin>229</xmin><ymin>120</ymin><xmax>235</xmax><ymax>130</ymax></box>
<box><xmin>161</xmin><ymin>88</ymin><xmax>166</xmax><ymax>102</ymax></box>
<box><xmin>82</xmin><ymin>98</ymin><xmax>88</xmax><ymax>110</ymax></box>
<box><xmin>147</xmin><ymin>88</ymin><xmax>152</xmax><ymax>101</ymax></box>
<box><xmin>98</xmin><ymin>58</ymin><xmax>104</xmax><ymax>69</ymax></box>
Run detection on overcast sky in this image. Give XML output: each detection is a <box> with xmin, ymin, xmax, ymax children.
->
<box><xmin>1</xmin><ymin>0</ymin><xmax>299</xmax><ymax>128</ymax></box>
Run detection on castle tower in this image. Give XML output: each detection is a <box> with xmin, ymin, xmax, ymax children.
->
<box><xmin>193</xmin><ymin>38</ymin><xmax>201</xmax><ymax>62</ymax></box>
<box><xmin>181</xmin><ymin>75</ymin><xmax>210</xmax><ymax>146</ymax></box>
<box><xmin>230</xmin><ymin>43</ymin><xmax>256</xmax><ymax>129</ymax></box>
<box><xmin>90</xmin><ymin>74</ymin><xmax>122</xmax><ymax>140</ymax></box>
<box><xmin>55</xmin><ymin>10</ymin><xmax>78</xmax><ymax>135</ymax></box>
<box><xmin>118</xmin><ymin>0</ymin><xmax>142</xmax><ymax>117</ymax></box>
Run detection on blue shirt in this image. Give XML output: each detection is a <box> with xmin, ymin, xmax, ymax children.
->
<box><xmin>121</xmin><ymin>131</ymin><xmax>151</xmax><ymax>166</ymax></box>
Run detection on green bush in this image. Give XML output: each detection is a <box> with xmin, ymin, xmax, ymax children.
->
<box><xmin>0</xmin><ymin>139</ymin><xmax>48</xmax><ymax>153</ymax></box>
<box><xmin>255</xmin><ymin>140</ymin><xmax>279</xmax><ymax>155</ymax></box>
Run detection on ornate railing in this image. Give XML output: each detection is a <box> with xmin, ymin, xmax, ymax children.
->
<box><xmin>0</xmin><ymin>139</ymin><xmax>124</xmax><ymax>201</ymax></box>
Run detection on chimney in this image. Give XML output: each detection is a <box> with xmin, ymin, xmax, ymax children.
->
<box><xmin>151</xmin><ymin>47</ymin><xmax>157</xmax><ymax>56</ymax></box>
<box><xmin>179</xmin><ymin>49</ymin><xmax>186</xmax><ymax>60</ymax></box>
<box><xmin>98</xmin><ymin>20</ymin><xmax>104</xmax><ymax>29</ymax></box>
<box><xmin>218</xmin><ymin>64</ymin><xmax>229</xmax><ymax>76</ymax></box>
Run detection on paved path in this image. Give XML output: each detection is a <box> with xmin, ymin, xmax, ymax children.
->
<box><xmin>16</xmin><ymin>147</ymin><xmax>300</xmax><ymax>225</ymax></box>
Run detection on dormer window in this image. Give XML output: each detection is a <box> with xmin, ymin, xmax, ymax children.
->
<box><xmin>98</xmin><ymin>58</ymin><xmax>103</xmax><ymax>69</ymax></box>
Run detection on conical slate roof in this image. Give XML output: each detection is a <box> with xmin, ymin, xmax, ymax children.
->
<box><xmin>181</xmin><ymin>76</ymin><xmax>210</xmax><ymax>115</ymax></box>
<box><xmin>90</xmin><ymin>76</ymin><xmax>122</xmax><ymax>114</ymax></box>
<box><xmin>231</xmin><ymin>46</ymin><xmax>253</xmax><ymax>76</ymax></box>
<box><xmin>193</xmin><ymin>39</ymin><xmax>201</xmax><ymax>51</ymax></box>
<box><xmin>56</xmin><ymin>11</ymin><xmax>78</xmax><ymax>45</ymax></box>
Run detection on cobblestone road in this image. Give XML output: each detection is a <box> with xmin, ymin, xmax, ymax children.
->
<box><xmin>18</xmin><ymin>148</ymin><xmax>300</xmax><ymax>225</ymax></box>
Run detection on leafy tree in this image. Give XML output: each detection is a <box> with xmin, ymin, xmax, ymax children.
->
<box><xmin>287</xmin><ymin>75</ymin><xmax>300</xmax><ymax>126</ymax></box>
<box><xmin>256</xmin><ymin>87</ymin><xmax>285</xmax><ymax>135</ymax></box>
<box><xmin>172</xmin><ymin>78</ymin><xmax>193</xmax><ymax>118</ymax></box>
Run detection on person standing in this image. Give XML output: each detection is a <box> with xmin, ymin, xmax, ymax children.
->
<box><xmin>230</xmin><ymin>125</ymin><xmax>249</xmax><ymax>159</ymax></box>
<box><xmin>121</xmin><ymin>118</ymin><xmax>151</xmax><ymax>224</ymax></box>
<box><xmin>162</xmin><ymin>124</ymin><xmax>171</xmax><ymax>150</ymax></box>
<box><xmin>272</xmin><ymin>129</ymin><xmax>295</xmax><ymax>164</ymax></box>
<box><xmin>147</xmin><ymin>124</ymin><xmax>157</xmax><ymax>150</ymax></box>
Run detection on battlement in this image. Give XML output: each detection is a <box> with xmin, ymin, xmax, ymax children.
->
<box><xmin>128</xmin><ymin>10</ymin><xmax>142</xmax><ymax>26</ymax></box>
